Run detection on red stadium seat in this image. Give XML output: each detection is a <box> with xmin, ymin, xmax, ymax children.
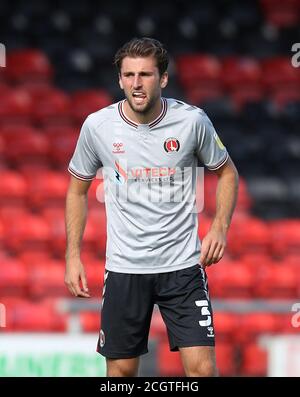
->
<box><xmin>176</xmin><ymin>54</ymin><xmax>221</xmax><ymax>89</ymax></box>
<box><xmin>32</xmin><ymin>88</ymin><xmax>72</xmax><ymax>127</ymax></box>
<box><xmin>270</xmin><ymin>220</ymin><xmax>300</xmax><ymax>257</ymax></box>
<box><xmin>185</xmin><ymin>85</ymin><xmax>223</xmax><ymax>104</ymax></box>
<box><xmin>207</xmin><ymin>260</ymin><xmax>255</xmax><ymax>298</ymax></box>
<box><xmin>0</xmin><ymin>259</ymin><xmax>28</xmax><ymax>297</ymax></box>
<box><xmin>256</xmin><ymin>261</ymin><xmax>299</xmax><ymax>298</ymax></box>
<box><xmin>260</xmin><ymin>0</ymin><xmax>300</xmax><ymax>28</ymax></box>
<box><xmin>197</xmin><ymin>215</ymin><xmax>212</xmax><ymax>240</ymax></box>
<box><xmin>222</xmin><ymin>57</ymin><xmax>263</xmax><ymax>110</ymax></box>
<box><xmin>70</xmin><ymin>89</ymin><xmax>112</xmax><ymax>126</ymax></box>
<box><xmin>82</xmin><ymin>218</ymin><xmax>105</xmax><ymax>258</ymax></box>
<box><xmin>26</xmin><ymin>171</ymin><xmax>69</xmax><ymax>210</ymax></box>
<box><xmin>214</xmin><ymin>312</ymin><xmax>240</xmax><ymax>342</ymax></box>
<box><xmin>45</xmin><ymin>126</ymin><xmax>78</xmax><ymax>169</ymax></box>
<box><xmin>41</xmin><ymin>208</ymin><xmax>67</xmax><ymax>256</ymax></box>
<box><xmin>9</xmin><ymin>301</ymin><xmax>67</xmax><ymax>331</ymax></box>
<box><xmin>6</xmin><ymin>49</ymin><xmax>53</xmax><ymax>84</ymax></box>
<box><xmin>272</xmin><ymin>88</ymin><xmax>300</xmax><ymax>110</ymax></box>
<box><xmin>88</xmin><ymin>207</ymin><xmax>107</xmax><ymax>256</ymax></box>
<box><xmin>237</xmin><ymin>313</ymin><xmax>279</xmax><ymax>344</ymax></box>
<box><xmin>231</xmin><ymin>89</ymin><xmax>265</xmax><ymax>112</ymax></box>
<box><xmin>0</xmin><ymin>135</ymin><xmax>5</xmax><ymax>168</ymax></box>
<box><xmin>19</xmin><ymin>250</ymin><xmax>54</xmax><ymax>267</ymax></box>
<box><xmin>157</xmin><ymin>339</ymin><xmax>184</xmax><ymax>376</ymax></box>
<box><xmin>262</xmin><ymin>57</ymin><xmax>300</xmax><ymax>91</ymax></box>
<box><xmin>0</xmin><ymin>206</ymin><xmax>28</xmax><ymax>223</ymax></box>
<box><xmin>0</xmin><ymin>171</ymin><xmax>28</xmax><ymax>207</ymax></box>
<box><xmin>42</xmin><ymin>207</ymin><xmax>100</xmax><ymax>257</ymax></box>
<box><xmin>85</xmin><ymin>259</ymin><xmax>106</xmax><ymax>297</ymax></box>
<box><xmin>0</xmin><ymin>220</ymin><xmax>4</xmax><ymax>251</ymax></box>
<box><xmin>2</xmin><ymin>126</ymin><xmax>49</xmax><ymax>168</ymax></box>
<box><xmin>215</xmin><ymin>342</ymin><xmax>237</xmax><ymax>376</ymax></box>
<box><xmin>0</xmin><ymin>89</ymin><xmax>33</xmax><ymax>126</ymax></box>
<box><xmin>203</xmin><ymin>174</ymin><xmax>252</xmax><ymax>217</ymax></box>
<box><xmin>28</xmin><ymin>260</ymin><xmax>67</xmax><ymax>298</ymax></box>
<box><xmin>227</xmin><ymin>217</ymin><xmax>271</xmax><ymax>257</ymax></box>
<box><xmin>3</xmin><ymin>213</ymin><xmax>51</xmax><ymax>254</ymax></box>
<box><xmin>240</xmin><ymin>253</ymin><xmax>274</xmax><ymax>271</ymax></box>
<box><xmin>79</xmin><ymin>312</ymin><xmax>100</xmax><ymax>332</ymax></box>
<box><xmin>0</xmin><ymin>66</ymin><xmax>8</xmax><ymax>84</ymax></box>
<box><xmin>222</xmin><ymin>57</ymin><xmax>262</xmax><ymax>90</ymax></box>
<box><xmin>240</xmin><ymin>342</ymin><xmax>268</xmax><ymax>376</ymax></box>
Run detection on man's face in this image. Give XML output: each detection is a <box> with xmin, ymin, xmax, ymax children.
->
<box><xmin>119</xmin><ymin>56</ymin><xmax>168</xmax><ymax>114</ymax></box>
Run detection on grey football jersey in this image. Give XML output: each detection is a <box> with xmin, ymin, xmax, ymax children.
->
<box><xmin>68</xmin><ymin>98</ymin><xmax>229</xmax><ymax>274</ymax></box>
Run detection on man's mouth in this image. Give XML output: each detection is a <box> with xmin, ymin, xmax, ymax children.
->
<box><xmin>132</xmin><ymin>92</ymin><xmax>147</xmax><ymax>103</ymax></box>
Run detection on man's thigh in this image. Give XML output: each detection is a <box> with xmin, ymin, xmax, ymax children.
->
<box><xmin>156</xmin><ymin>264</ymin><xmax>215</xmax><ymax>351</ymax></box>
<box><xmin>97</xmin><ymin>270</ymin><xmax>155</xmax><ymax>359</ymax></box>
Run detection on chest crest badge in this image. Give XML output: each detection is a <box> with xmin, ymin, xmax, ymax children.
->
<box><xmin>164</xmin><ymin>137</ymin><xmax>180</xmax><ymax>153</ymax></box>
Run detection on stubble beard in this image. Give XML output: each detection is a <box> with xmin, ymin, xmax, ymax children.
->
<box><xmin>126</xmin><ymin>93</ymin><xmax>159</xmax><ymax>116</ymax></box>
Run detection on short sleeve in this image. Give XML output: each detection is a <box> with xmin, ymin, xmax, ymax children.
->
<box><xmin>68</xmin><ymin>117</ymin><xmax>102</xmax><ymax>181</ymax></box>
<box><xmin>195</xmin><ymin>112</ymin><xmax>229</xmax><ymax>171</ymax></box>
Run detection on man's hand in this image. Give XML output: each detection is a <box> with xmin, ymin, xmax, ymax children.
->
<box><xmin>65</xmin><ymin>258</ymin><xmax>91</xmax><ymax>298</ymax></box>
<box><xmin>199</xmin><ymin>227</ymin><xmax>227</xmax><ymax>269</ymax></box>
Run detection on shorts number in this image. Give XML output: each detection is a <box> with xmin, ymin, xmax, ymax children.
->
<box><xmin>195</xmin><ymin>300</ymin><xmax>211</xmax><ymax>327</ymax></box>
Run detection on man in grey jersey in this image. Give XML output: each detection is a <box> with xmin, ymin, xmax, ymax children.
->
<box><xmin>65</xmin><ymin>37</ymin><xmax>239</xmax><ymax>377</ymax></box>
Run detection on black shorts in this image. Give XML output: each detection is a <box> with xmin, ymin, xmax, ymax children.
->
<box><xmin>97</xmin><ymin>264</ymin><xmax>215</xmax><ymax>359</ymax></box>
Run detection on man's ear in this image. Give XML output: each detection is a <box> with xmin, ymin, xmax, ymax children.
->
<box><xmin>119</xmin><ymin>74</ymin><xmax>124</xmax><ymax>90</ymax></box>
<box><xmin>160</xmin><ymin>72</ymin><xmax>168</xmax><ymax>89</ymax></box>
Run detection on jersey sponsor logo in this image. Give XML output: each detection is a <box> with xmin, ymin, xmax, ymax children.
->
<box><xmin>112</xmin><ymin>142</ymin><xmax>125</xmax><ymax>154</ymax></box>
<box><xmin>164</xmin><ymin>137</ymin><xmax>180</xmax><ymax>153</ymax></box>
<box><xmin>115</xmin><ymin>161</ymin><xmax>128</xmax><ymax>184</ymax></box>
<box><xmin>114</xmin><ymin>161</ymin><xmax>177</xmax><ymax>184</ymax></box>
<box><xmin>99</xmin><ymin>329</ymin><xmax>105</xmax><ymax>348</ymax></box>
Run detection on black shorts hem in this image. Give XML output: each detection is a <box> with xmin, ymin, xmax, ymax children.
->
<box><xmin>97</xmin><ymin>348</ymin><xmax>149</xmax><ymax>359</ymax></box>
<box><xmin>171</xmin><ymin>341</ymin><xmax>215</xmax><ymax>351</ymax></box>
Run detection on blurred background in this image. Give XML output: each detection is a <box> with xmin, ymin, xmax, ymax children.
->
<box><xmin>0</xmin><ymin>0</ymin><xmax>300</xmax><ymax>377</ymax></box>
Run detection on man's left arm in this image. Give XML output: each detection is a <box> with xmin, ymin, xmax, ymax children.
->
<box><xmin>200</xmin><ymin>156</ymin><xmax>239</xmax><ymax>268</ymax></box>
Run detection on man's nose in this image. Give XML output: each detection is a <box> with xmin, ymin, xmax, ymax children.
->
<box><xmin>133</xmin><ymin>75</ymin><xmax>142</xmax><ymax>88</ymax></box>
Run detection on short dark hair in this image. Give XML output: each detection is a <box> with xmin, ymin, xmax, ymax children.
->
<box><xmin>114</xmin><ymin>37</ymin><xmax>169</xmax><ymax>76</ymax></box>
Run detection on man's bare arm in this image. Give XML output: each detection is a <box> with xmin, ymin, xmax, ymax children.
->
<box><xmin>200</xmin><ymin>156</ymin><xmax>239</xmax><ymax>268</ymax></box>
<box><xmin>65</xmin><ymin>175</ymin><xmax>92</xmax><ymax>297</ymax></box>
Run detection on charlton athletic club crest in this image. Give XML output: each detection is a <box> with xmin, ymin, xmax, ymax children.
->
<box><xmin>164</xmin><ymin>137</ymin><xmax>180</xmax><ymax>153</ymax></box>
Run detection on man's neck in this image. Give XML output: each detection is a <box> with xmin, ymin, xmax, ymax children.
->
<box><xmin>123</xmin><ymin>98</ymin><xmax>162</xmax><ymax>125</ymax></box>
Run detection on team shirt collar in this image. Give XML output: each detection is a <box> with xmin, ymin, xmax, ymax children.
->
<box><xmin>118</xmin><ymin>97</ymin><xmax>167</xmax><ymax>129</ymax></box>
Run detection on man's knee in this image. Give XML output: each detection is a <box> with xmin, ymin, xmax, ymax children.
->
<box><xmin>180</xmin><ymin>346</ymin><xmax>218</xmax><ymax>377</ymax></box>
<box><xmin>186</xmin><ymin>360</ymin><xmax>218</xmax><ymax>377</ymax></box>
<box><xmin>106</xmin><ymin>358</ymin><xmax>139</xmax><ymax>377</ymax></box>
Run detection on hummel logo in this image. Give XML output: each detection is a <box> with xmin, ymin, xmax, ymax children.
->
<box><xmin>112</xmin><ymin>142</ymin><xmax>125</xmax><ymax>154</ymax></box>
<box><xmin>207</xmin><ymin>326</ymin><xmax>214</xmax><ymax>337</ymax></box>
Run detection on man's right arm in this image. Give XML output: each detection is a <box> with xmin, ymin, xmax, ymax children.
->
<box><xmin>65</xmin><ymin>175</ymin><xmax>92</xmax><ymax>298</ymax></box>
